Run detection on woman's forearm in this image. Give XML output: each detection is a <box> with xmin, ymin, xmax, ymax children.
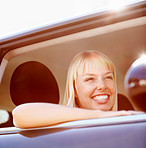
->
<box><xmin>12</xmin><ymin>103</ymin><xmax>144</xmax><ymax>129</ymax></box>
<box><xmin>12</xmin><ymin>103</ymin><xmax>101</xmax><ymax>128</ymax></box>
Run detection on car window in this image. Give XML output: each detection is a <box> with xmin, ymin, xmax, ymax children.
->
<box><xmin>0</xmin><ymin>1</ymin><xmax>145</xmax><ymax>127</ymax></box>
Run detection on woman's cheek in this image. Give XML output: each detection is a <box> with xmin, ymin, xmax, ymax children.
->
<box><xmin>107</xmin><ymin>81</ymin><xmax>116</xmax><ymax>91</ymax></box>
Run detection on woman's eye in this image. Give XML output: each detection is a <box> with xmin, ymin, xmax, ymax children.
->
<box><xmin>85</xmin><ymin>77</ymin><xmax>94</xmax><ymax>82</ymax></box>
<box><xmin>105</xmin><ymin>76</ymin><xmax>113</xmax><ymax>80</ymax></box>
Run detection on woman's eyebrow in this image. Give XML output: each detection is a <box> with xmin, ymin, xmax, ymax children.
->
<box><xmin>82</xmin><ymin>71</ymin><xmax>113</xmax><ymax>77</ymax></box>
<box><xmin>82</xmin><ymin>74</ymin><xmax>96</xmax><ymax>77</ymax></box>
<box><xmin>104</xmin><ymin>72</ymin><xmax>114</xmax><ymax>76</ymax></box>
<box><xmin>105</xmin><ymin>71</ymin><xmax>113</xmax><ymax>74</ymax></box>
<box><xmin>84</xmin><ymin>71</ymin><xmax>113</xmax><ymax>75</ymax></box>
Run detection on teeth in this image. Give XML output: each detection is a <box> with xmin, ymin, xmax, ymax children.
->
<box><xmin>93</xmin><ymin>95</ymin><xmax>108</xmax><ymax>101</ymax></box>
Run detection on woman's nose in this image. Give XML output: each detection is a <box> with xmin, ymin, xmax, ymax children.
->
<box><xmin>96</xmin><ymin>78</ymin><xmax>106</xmax><ymax>91</ymax></box>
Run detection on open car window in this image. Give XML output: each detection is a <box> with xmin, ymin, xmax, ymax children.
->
<box><xmin>0</xmin><ymin>1</ymin><xmax>146</xmax><ymax>148</ymax></box>
<box><xmin>0</xmin><ymin>0</ymin><xmax>145</xmax><ymax>127</ymax></box>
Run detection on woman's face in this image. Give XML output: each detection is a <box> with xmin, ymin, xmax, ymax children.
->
<box><xmin>75</xmin><ymin>62</ymin><xmax>116</xmax><ymax>111</ymax></box>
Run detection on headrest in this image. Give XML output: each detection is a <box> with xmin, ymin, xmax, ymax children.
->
<box><xmin>10</xmin><ymin>61</ymin><xmax>59</xmax><ymax>106</ymax></box>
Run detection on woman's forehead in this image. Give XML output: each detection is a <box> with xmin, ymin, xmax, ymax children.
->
<box><xmin>83</xmin><ymin>62</ymin><xmax>112</xmax><ymax>75</ymax></box>
<box><xmin>76</xmin><ymin>56</ymin><xmax>114</xmax><ymax>76</ymax></box>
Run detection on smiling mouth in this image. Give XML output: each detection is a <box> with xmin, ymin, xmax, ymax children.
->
<box><xmin>92</xmin><ymin>95</ymin><xmax>109</xmax><ymax>104</ymax></box>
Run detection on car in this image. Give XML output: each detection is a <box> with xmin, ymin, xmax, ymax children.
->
<box><xmin>0</xmin><ymin>1</ymin><xmax>146</xmax><ymax>147</ymax></box>
<box><xmin>0</xmin><ymin>114</ymin><xmax>146</xmax><ymax>148</ymax></box>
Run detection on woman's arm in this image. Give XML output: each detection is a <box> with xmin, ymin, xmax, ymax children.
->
<box><xmin>12</xmin><ymin>103</ymin><xmax>143</xmax><ymax>128</ymax></box>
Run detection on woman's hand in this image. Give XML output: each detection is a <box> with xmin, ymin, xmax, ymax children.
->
<box><xmin>98</xmin><ymin>110</ymin><xmax>144</xmax><ymax>118</ymax></box>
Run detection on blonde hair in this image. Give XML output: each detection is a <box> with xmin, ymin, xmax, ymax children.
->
<box><xmin>63</xmin><ymin>50</ymin><xmax>117</xmax><ymax>111</ymax></box>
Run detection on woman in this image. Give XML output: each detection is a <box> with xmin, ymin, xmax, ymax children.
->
<box><xmin>63</xmin><ymin>50</ymin><xmax>117</xmax><ymax>111</ymax></box>
<box><xmin>12</xmin><ymin>50</ymin><xmax>143</xmax><ymax>128</ymax></box>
